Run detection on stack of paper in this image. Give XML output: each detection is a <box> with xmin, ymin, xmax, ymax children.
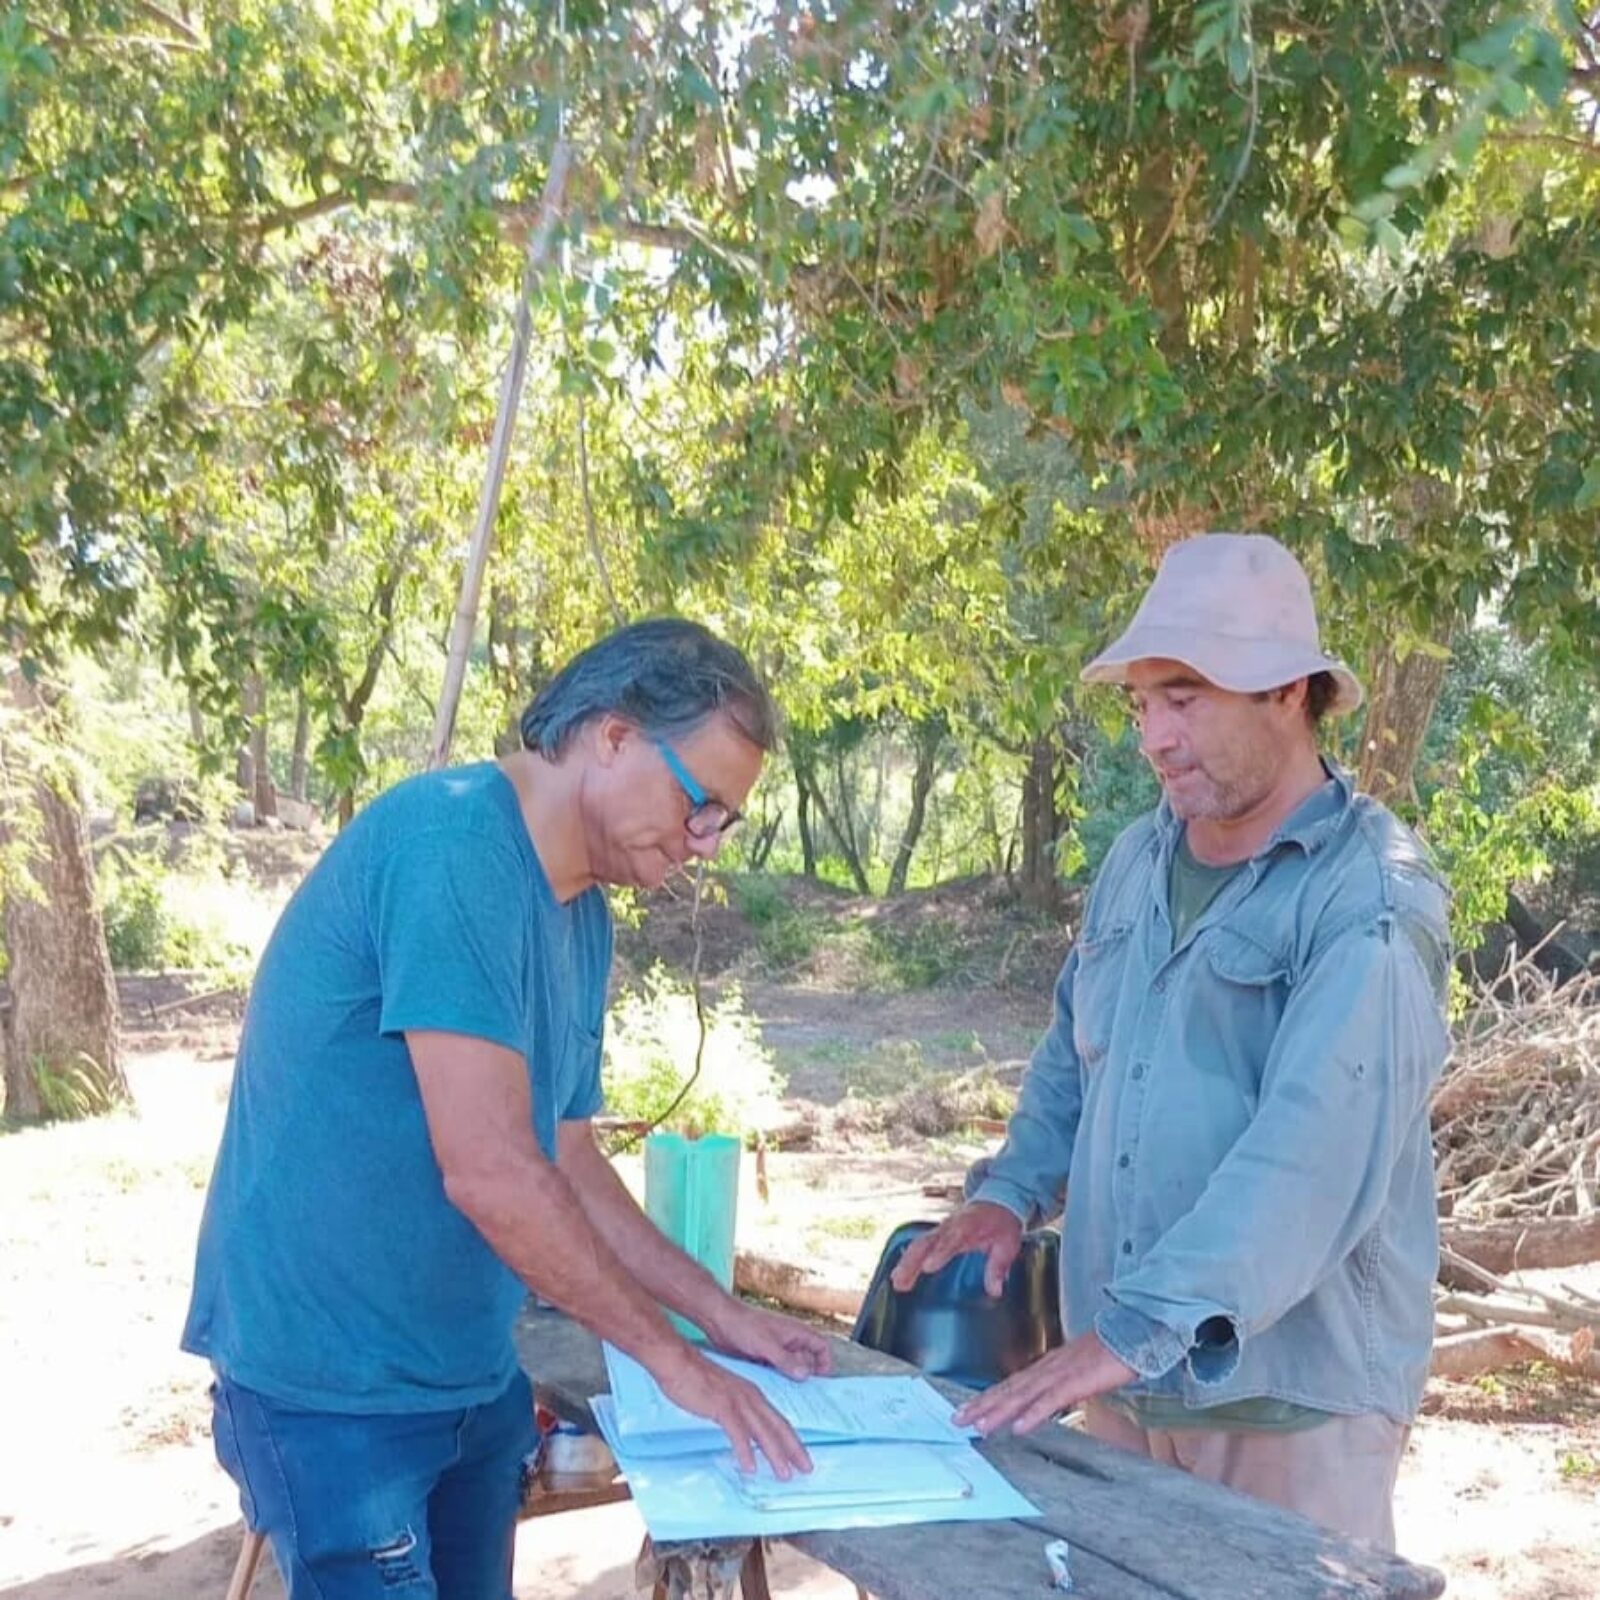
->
<box><xmin>590</xmin><ymin>1345</ymin><xmax>1040</xmax><ymax>1540</ymax></box>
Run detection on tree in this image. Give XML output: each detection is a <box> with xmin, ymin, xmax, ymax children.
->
<box><xmin>2</xmin><ymin>1</ymin><xmax>1597</xmax><ymax>1060</ymax></box>
<box><xmin>0</xmin><ymin>671</ymin><xmax>125</xmax><ymax>1119</ymax></box>
<box><xmin>887</xmin><ymin>713</ymin><xmax>947</xmax><ymax>897</ymax></box>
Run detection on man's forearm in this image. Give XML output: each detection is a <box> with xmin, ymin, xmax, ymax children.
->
<box><xmin>560</xmin><ymin>1132</ymin><xmax>736</xmax><ymax>1339</ymax></box>
<box><xmin>446</xmin><ymin>1155</ymin><xmax>695</xmax><ymax>1373</ymax></box>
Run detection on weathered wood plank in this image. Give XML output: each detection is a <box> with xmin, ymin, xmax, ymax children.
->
<box><xmin>512</xmin><ymin>1307</ymin><xmax>1444</xmax><ymax>1600</ymax></box>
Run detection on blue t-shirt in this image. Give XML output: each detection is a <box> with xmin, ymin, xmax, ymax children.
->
<box><xmin>181</xmin><ymin>762</ymin><xmax>612</xmax><ymax>1412</ymax></box>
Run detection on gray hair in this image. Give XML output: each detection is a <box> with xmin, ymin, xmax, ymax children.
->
<box><xmin>520</xmin><ymin>618</ymin><xmax>779</xmax><ymax>757</ymax></box>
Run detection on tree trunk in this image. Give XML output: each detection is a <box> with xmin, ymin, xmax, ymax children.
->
<box><xmin>1357</xmin><ymin>630</ymin><xmax>1454</xmax><ymax>808</ymax></box>
<box><xmin>235</xmin><ymin>711</ymin><xmax>254</xmax><ymax>801</ymax></box>
<box><xmin>793</xmin><ymin>756</ymin><xmax>817</xmax><ymax>878</ymax></box>
<box><xmin>746</xmin><ymin>813</ymin><xmax>781</xmax><ymax>871</ymax></box>
<box><xmin>887</xmin><ymin>719</ymin><xmax>943</xmax><ymax>897</ymax></box>
<box><xmin>868</xmin><ymin>734</ymin><xmax>888</xmax><ymax>850</ymax></box>
<box><xmin>981</xmin><ymin>778</ymin><xmax>1004</xmax><ymax>877</ymax></box>
<box><xmin>290</xmin><ymin>689</ymin><xmax>311</xmax><ymax>803</ymax></box>
<box><xmin>487</xmin><ymin>583</ymin><xmax>525</xmax><ymax>757</ymax></box>
<box><xmin>1018</xmin><ymin>735</ymin><xmax>1062</xmax><ymax>911</ymax></box>
<box><xmin>245</xmin><ymin>671</ymin><xmax>277</xmax><ymax>822</ymax></box>
<box><xmin>817</xmin><ymin>751</ymin><xmax>872</xmax><ymax>894</ymax></box>
<box><xmin>187</xmin><ymin>686</ymin><xmax>206</xmax><ymax>749</ymax></box>
<box><xmin>1441</xmin><ymin>1214</ymin><xmax>1600</xmax><ymax>1277</ymax></box>
<box><xmin>1</xmin><ymin>674</ymin><xmax>126</xmax><ymax>1120</ymax></box>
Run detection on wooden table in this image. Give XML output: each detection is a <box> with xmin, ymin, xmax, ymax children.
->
<box><xmin>513</xmin><ymin>1306</ymin><xmax>1447</xmax><ymax>1600</ymax></box>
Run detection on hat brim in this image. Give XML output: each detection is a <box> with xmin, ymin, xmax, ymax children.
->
<box><xmin>1081</xmin><ymin>625</ymin><xmax>1364</xmax><ymax>716</ymax></box>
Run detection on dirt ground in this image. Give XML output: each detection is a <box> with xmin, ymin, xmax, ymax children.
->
<box><xmin>2</xmin><ymin>990</ymin><xmax>1597</xmax><ymax>1600</ymax></box>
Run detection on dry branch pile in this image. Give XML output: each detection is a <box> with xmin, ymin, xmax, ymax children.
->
<box><xmin>1435</xmin><ymin>962</ymin><xmax>1599</xmax><ymax>1223</ymax></box>
<box><xmin>1431</xmin><ymin>952</ymin><xmax>1600</xmax><ymax>1377</ymax></box>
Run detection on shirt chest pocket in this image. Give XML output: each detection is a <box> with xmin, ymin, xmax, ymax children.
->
<box><xmin>1071</xmin><ymin>924</ymin><xmax>1131</xmax><ymax>1068</ymax></box>
<box><xmin>1197</xmin><ymin>928</ymin><xmax>1293</xmax><ymax>1078</ymax></box>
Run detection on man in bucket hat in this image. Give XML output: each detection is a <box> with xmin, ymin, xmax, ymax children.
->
<box><xmin>894</xmin><ymin>534</ymin><xmax>1450</xmax><ymax>1548</ymax></box>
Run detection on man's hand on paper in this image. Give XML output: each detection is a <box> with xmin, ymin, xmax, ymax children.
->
<box><xmin>889</xmin><ymin>1201</ymin><xmax>1023</xmax><ymax>1298</ymax></box>
<box><xmin>707</xmin><ymin>1299</ymin><xmax>835</xmax><ymax>1380</ymax></box>
<box><xmin>656</xmin><ymin>1348</ymin><xmax>816</xmax><ymax>1478</ymax></box>
<box><xmin>953</xmin><ymin>1330</ymin><xmax>1135</xmax><ymax>1437</ymax></box>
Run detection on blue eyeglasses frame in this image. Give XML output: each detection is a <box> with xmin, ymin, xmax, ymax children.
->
<box><xmin>650</xmin><ymin>738</ymin><xmax>742</xmax><ymax>838</ymax></box>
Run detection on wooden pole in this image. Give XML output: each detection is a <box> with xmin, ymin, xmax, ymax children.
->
<box><xmin>427</xmin><ymin>141</ymin><xmax>574</xmax><ymax>771</ymax></box>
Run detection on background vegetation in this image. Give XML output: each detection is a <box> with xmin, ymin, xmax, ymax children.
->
<box><xmin>2</xmin><ymin>0</ymin><xmax>1597</xmax><ymax>1118</ymax></box>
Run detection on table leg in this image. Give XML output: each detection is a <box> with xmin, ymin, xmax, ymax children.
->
<box><xmin>636</xmin><ymin>1534</ymin><xmax>754</xmax><ymax>1598</ymax></box>
<box><xmin>738</xmin><ymin>1539</ymin><xmax>773</xmax><ymax>1600</ymax></box>
<box><xmin>224</xmin><ymin>1528</ymin><xmax>266</xmax><ymax>1600</ymax></box>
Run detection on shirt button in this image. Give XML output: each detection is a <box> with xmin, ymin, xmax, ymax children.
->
<box><xmin>1121</xmin><ymin>1240</ymin><xmax>1134</xmax><ymax>1255</ymax></box>
<box><xmin>1153</xmin><ymin>976</ymin><xmax>1167</xmax><ymax>993</ymax></box>
<box><xmin>1118</xmin><ymin>1153</ymin><xmax>1131</xmax><ymax>1169</ymax></box>
<box><xmin>1131</xmin><ymin>1062</ymin><xmax>1146</xmax><ymax>1080</ymax></box>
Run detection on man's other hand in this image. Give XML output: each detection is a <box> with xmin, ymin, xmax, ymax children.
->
<box><xmin>889</xmin><ymin>1202</ymin><xmax>1024</xmax><ymax>1298</ymax></box>
<box><xmin>953</xmin><ymin>1331</ymin><xmax>1136</xmax><ymax>1437</ymax></box>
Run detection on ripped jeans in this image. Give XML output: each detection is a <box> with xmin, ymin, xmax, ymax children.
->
<box><xmin>211</xmin><ymin>1370</ymin><xmax>536</xmax><ymax>1600</ymax></box>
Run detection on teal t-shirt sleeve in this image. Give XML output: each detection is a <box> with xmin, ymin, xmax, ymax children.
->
<box><xmin>370</xmin><ymin>827</ymin><xmax>531</xmax><ymax>1051</ymax></box>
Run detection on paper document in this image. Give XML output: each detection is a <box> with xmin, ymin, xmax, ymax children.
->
<box><xmin>715</xmin><ymin>1443</ymin><xmax>976</xmax><ymax>1511</ymax></box>
<box><xmin>602</xmin><ymin>1343</ymin><xmax>975</xmax><ymax>1452</ymax></box>
<box><xmin>590</xmin><ymin>1346</ymin><xmax>1040</xmax><ymax>1542</ymax></box>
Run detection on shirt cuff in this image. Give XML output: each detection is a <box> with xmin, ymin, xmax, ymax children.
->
<box><xmin>1093</xmin><ymin>1303</ymin><xmax>1241</xmax><ymax>1385</ymax></box>
<box><xmin>967</xmin><ymin>1174</ymin><xmax>1042</xmax><ymax>1229</ymax></box>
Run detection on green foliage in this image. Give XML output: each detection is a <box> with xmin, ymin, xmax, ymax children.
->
<box><xmin>96</xmin><ymin>838</ymin><xmax>279</xmax><ymax>981</ymax></box>
<box><xmin>857</xmin><ymin>919</ymin><xmax>969</xmax><ymax>991</ymax></box>
<box><xmin>1420</xmin><ymin>701</ymin><xmax>1599</xmax><ymax>954</ymax></box>
<box><xmin>99</xmin><ymin>856</ymin><xmax>171</xmax><ymax>971</ymax></box>
<box><xmin>726</xmin><ymin>873</ymin><xmax>824</xmax><ymax>972</ymax></box>
<box><xmin>33</xmin><ymin>1053</ymin><xmax>120</xmax><ymax>1122</ymax></box>
<box><xmin>806</xmin><ymin>1214</ymin><xmax>880</xmax><ymax>1244</ymax></box>
<box><xmin>602</xmin><ymin>966</ymin><xmax>786</xmax><ymax>1139</ymax></box>
<box><xmin>1073</xmin><ymin>720</ymin><xmax>1160</xmax><ymax>881</ymax></box>
<box><xmin>4</xmin><ymin>0</ymin><xmax>1598</xmax><ymax>917</ymax></box>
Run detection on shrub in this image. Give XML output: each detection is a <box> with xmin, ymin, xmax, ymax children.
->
<box><xmin>97</xmin><ymin>839</ymin><xmax>282</xmax><ymax>983</ymax></box>
<box><xmin>34</xmin><ymin>1053</ymin><xmax>123</xmax><ymax>1121</ymax></box>
<box><xmin>862</xmin><ymin>920</ymin><xmax>967</xmax><ymax>989</ymax></box>
<box><xmin>102</xmin><ymin>861</ymin><xmax>171</xmax><ymax>972</ymax></box>
<box><xmin>603</xmin><ymin>965</ymin><xmax>786</xmax><ymax>1139</ymax></box>
<box><xmin>727</xmin><ymin>873</ymin><xmax>824</xmax><ymax>972</ymax></box>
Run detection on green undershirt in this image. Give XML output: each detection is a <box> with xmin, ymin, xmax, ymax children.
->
<box><xmin>1114</xmin><ymin>831</ymin><xmax>1332</xmax><ymax>1435</ymax></box>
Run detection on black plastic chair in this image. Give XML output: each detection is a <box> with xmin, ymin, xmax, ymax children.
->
<box><xmin>850</xmin><ymin>1219</ymin><xmax>1063</xmax><ymax>1391</ymax></box>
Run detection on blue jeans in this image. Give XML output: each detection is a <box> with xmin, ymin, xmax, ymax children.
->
<box><xmin>211</xmin><ymin>1370</ymin><xmax>537</xmax><ymax>1600</ymax></box>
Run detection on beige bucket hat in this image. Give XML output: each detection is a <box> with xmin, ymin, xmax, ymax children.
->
<box><xmin>1081</xmin><ymin>533</ymin><xmax>1364</xmax><ymax>714</ymax></box>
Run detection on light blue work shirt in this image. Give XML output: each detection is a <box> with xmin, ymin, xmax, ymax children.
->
<box><xmin>182</xmin><ymin>763</ymin><xmax>612</xmax><ymax>1413</ymax></box>
<box><xmin>973</xmin><ymin>766</ymin><xmax>1450</xmax><ymax>1422</ymax></box>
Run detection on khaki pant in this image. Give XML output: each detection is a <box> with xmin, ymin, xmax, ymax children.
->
<box><xmin>1081</xmin><ymin>1399</ymin><xmax>1408</xmax><ymax>1550</ymax></box>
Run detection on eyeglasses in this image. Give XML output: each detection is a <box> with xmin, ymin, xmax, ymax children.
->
<box><xmin>651</xmin><ymin>739</ymin><xmax>743</xmax><ymax>839</ymax></box>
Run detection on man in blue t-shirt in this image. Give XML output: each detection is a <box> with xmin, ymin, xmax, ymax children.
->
<box><xmin>183</xmin><ymin>619</ymin><xmax>830</xmax><ymax>1600</ymax></box>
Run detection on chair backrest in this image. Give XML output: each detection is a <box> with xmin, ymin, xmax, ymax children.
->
<box><xmin>850</xmin><ymin>1220</ymin><xmax>1063</xmax><ymax>1391</ymax></box>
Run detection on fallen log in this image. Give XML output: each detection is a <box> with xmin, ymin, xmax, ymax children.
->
<box><xmin>734</xmin><ymin>1250</ymin><xmax>863</xmax><ymax>1321</ymax></box>
<box><xmin>1434</xmin><ymin>1290</ymin><xmax>1600</xmax><ymax>1335</ymax></box>
<box><xmin>1441</xmin><ymin>1213</ymin><xmax>1600</xmax><ymax>1276</ymax></box>
<box><xmin>1430</xmin><ymin>1324</ymin><xmax>1600</xmax><ymax>1381</ymax></box>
